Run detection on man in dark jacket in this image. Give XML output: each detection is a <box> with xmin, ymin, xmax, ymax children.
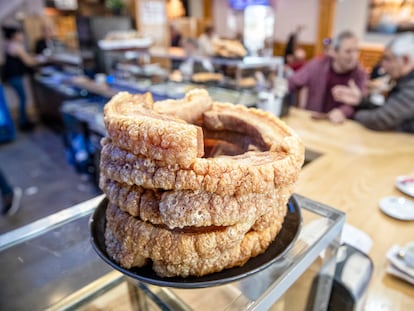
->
<box><xmin>333</xmin><ymin>32</ymin><xmax>414</xmax><ymax>133</ymax></box>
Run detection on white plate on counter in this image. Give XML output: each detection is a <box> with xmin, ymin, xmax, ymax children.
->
<box><xmin>395</xmin><ymin>175</ymin><xmax>414</xmax><ymax>197</ymax></box>
<box><xmin>379</xmin><ymin>196</ymin><xmax>414</xmax><ymax>221</ymax></box>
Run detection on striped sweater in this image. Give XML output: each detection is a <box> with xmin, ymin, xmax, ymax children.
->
<box><xmin>354</xmin><ymin>70</ymin><xmax>414</xmax><ymax>133</ymax></box>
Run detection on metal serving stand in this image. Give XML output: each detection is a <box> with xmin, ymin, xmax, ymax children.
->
<box><xmin>0</xmin><ymin>194</ymin><xmax>344</xmax><ymax>311</ymax></box>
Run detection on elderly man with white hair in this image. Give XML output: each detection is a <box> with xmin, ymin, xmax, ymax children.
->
<box><xmin>333</xmin><ymin>32</ymin><xmax>414</xmax><ymax>133</ymax></box>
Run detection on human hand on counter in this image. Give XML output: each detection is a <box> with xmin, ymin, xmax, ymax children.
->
<box><xmin>328</xmin><ymin>108</ymin><xmax>346</xmax><ymax>124</ymax></box>
<box><xmin>332</xmin><ymin>79</ymin><xmax>362</xmax><ymax>106</ymax></box>
<box><xmin>310</xmin><ymin>111</ymin><xmax>328</xmax><ymax>120</ymax></box>
<box><xmin>310</xmin><ymin>110</ymin><xmax>345</xmax><ymax>124</ymax></box>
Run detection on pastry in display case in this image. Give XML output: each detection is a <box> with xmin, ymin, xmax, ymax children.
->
<box><xmin>169</xmin><ymin>69</ymin><xmax>184</xmax><ymax>82</ymax></box>
<box><xmin>237</xmin><ymin>77</ymin><xmax>257</xmax><ymax>88</ymax></box>
<box><xmin>192</xmin><ymin>72</ymin><xmax>224</xmax><ymax>83</ymax></box>
<box><xmin>98</xmin><ymin>30</ymin><xmax>153</xmax><ymax>50</ymax></box>
<box><xmin>213</xmin><ymin>38</ymin><xmax>247</xmax><ymax>59</ymax></box>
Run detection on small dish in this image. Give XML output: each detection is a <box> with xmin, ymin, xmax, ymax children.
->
<box><xmin>386</xmin><ymin>245</ymin><xmax>414</xmax><ymax>279</ymax></box>
<box><xmin>399</xmin><ymin>242</ymin><xmax>414</xmax><ymax>268</ymax></box>
<box><xmin>395</xmin><ymin>175</ymin><xmax>414</xmax><ymax>198</ymax></box>
<box><xmin>379</xmin><ymin>196</ymin><xmax>414</xmax><ymax>221</ymax></box>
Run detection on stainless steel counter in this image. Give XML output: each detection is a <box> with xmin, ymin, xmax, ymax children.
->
<box><xmin>0</xmin><ymin>194</ymin><xmax>344</xmax><ymax>310</ymax></box>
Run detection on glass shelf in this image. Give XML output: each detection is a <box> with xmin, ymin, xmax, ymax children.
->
<box><xmin>0</xmin><ymin>194</ymin><xmax>344</xmax><ymax>311</ymax></box>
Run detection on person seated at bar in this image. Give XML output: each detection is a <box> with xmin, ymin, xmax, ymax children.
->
<box><xmin>288</xmin><ymin>30</ymin><xmax>368</xmax><ymax>124</ymax></box>
<box><xmin>332</xmin><ymin>32</ymin><xmax>414</xmax><ymax>133</ymax></box>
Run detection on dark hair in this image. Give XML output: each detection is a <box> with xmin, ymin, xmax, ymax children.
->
<box><xmin>204</xmin><ymin>26</ymin><xmax>214</xmax><ymax>35</ymax></box>
<box><xmin>2</xmin><ymin>26</ymin><xmax>21</xmax><ymax>39</ymax></box>
<box><xmin>331</xmin><ymin>30</ymin><xmax>356</xmax><ymax>50</ymax></box>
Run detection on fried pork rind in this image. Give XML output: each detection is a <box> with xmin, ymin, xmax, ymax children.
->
<box><xmin>105</xmin><ymin>200</ymin><xmax>287</xmax><ymax>277</ymax></box>
<box><xmin>101</xmin><ymin>89</ymin><xmax>304</xmax><ymax>278</ymax></box>
<box><xmin>153</xmin><ymin>89</ymin><xmax>213</xmax><ymax>124</ymax></box>
<box><xmin>100</xmin><ymin>140</ymin><xmax>301</xmax><ymax>196</ymax></box>
<box><xmin>105</xmin><ymin>202</ymin><xmax>258</xmax><ymax>266</ymax></box>
<box><xmin>100</xmin><ymin>177</ymin><xmax>293</xmax><ymax>228</ymax></box>
<box><xmin>104</xmin><ymin>91</ymin><xmax>304</xmax><ymax>170</ymax></box>
<box><xmin>104</xmin><ymin>89</ymin><xmax>212</xmax><ymax>168</ymax></box>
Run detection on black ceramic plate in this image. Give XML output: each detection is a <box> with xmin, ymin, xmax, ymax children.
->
<box><xmin>90</xmin><ymin>196</ymin><xmax>302</xmax><ymax>288</ymax></box>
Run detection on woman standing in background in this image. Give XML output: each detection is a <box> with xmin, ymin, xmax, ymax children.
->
<box><xmin>2</xmin><ymin>26</ymin><xmax>40</xmax><ymax>131</ymax></box>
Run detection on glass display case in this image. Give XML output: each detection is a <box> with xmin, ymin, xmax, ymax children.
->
<box><xmin>0</xmin><ymin>194</ymin><xmax>344</xmax><ymax>311</ymax></box>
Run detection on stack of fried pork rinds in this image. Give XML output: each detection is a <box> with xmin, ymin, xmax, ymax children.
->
<box><xmin>100</xmin><ymin>89</ymin><xmax>304</xmax><ymax>278</ymax></box>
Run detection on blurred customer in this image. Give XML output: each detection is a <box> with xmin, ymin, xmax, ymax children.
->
<box><xmin>0</xmin><ymin>168</ymin><xmax>22</xmax><ymax>216</ymax></box>
<box><xmin>284</xmin><ymin>25</ymin><xmax>305</xmax><ymax>64</ymax></box>
<box><xmin>179</xmin><ymin>38</ymin><xmax>213</xmax><ymax>79</ymax></box>
<box><xmin>288</xmin><ymin>30</ymin><xmax>367</xmax><ymax>124</ymax></box>
<box><xmin>289</xmin><ymin>48</ymin><xmax>307</xmax><ymax>72</ymax></box>
<box><xmin>332</xmin><ymin>32</ymin><xmax>414</xmax><ymax>133</ymax></box>
<box><xmin>198</xmin><ymin>26</ymin><xmax>218</xmax><ymax>56</ymax></box>
<box><xmin>235</xmin><ymin>32</ymin><xmax>248</xmax><ymax>52</ymax></box>
<box><xmin>2</xmin><ymin>26</ymin><xmax>40</xmax><ymax>131</ymax></box>
<box><xmin>34</xmin><ymin>20</ymin><xmax>63</xmax><ymax>55</ymax></box>
<box><xmin>0</xmin><ymin>83</ymin><xmax>16</xmax><ymax>142</ymax></box>
<box><xmin>170</xmin><ymin>24</ymin><xmax>182</xmax><ymax>47</ymax></box>
<box><xmin>169</xmin><ymin>24</ymin><xmax>183</xmax><ymax>70</ymax></box>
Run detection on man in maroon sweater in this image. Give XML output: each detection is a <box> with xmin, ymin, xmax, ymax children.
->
<box><xmin>288</xmin><ymin>31</ymin><xmax>368</xmax><ymax>123</ymax></box>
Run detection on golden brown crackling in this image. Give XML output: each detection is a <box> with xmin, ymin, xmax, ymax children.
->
<box><xmin>153</xmin><ymin>89</ymin><xmax>213</xmax><ymax>124</ymax></box>
<box><xmin>204</xmin><ymin>102</ymin><xmax>305</xmax><ymax>165</ymax></box>
<box><xmin>102</xmin><ymin>89</ymin><xmax>304</xmax><ymax>278</ymax></box>
<box><xmin>105</xmin><ymin>200</ymin><xmax>287</xmax><ymax>277</ymax></box>
<box><xmin>201</xmin><ymin>102</ymin><xmax>303</xmax><ymax>159</ymax></box>
<box><xmin>104</xmin><ymin>91</ymin><xmax>207</xmax><ymax>167</ymax></box>
<box><xmin>105</xmin><ymin>224</ymin><xmax>148</xmax><ymax>267</ymax></box>
<box><xmin>203</xmin><ymin>102</ymin><xmax>292</xmax><ymax>150</ymax></box>
<box><xmin>100</xmin><ymin>176</ymin><xmax>293</xmax><ymax>228</ymax></box>
<box><xmin>100</xmin><ymin>176</ymin><xmax>164</xmax><ymax>224</ymax></box>
<box><xmin>100</xmin><ymin>140</ymin><xmax>302</xmax><ymax>196</ymax></box>
<box><xmin>105</xmin><ymin>202</ymin><xmax>258</xmax><ymax>266</ymax></box>
<box><xmin>104</xmin><ymin>91</ymin><xmax>304</xmax><ymax>169</ymax></box>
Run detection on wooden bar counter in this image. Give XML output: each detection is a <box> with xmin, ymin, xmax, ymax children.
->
<box><xmin>283</xmin><ymin>108</ymin><xmax>414</xmax><ymax>310</ymax></box>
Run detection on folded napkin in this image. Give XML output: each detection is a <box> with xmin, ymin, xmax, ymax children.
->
<box><xmin>341</xmin><ymin>223</ymin><xmax>373</xmax><ymax>254</ymax></box>
<box><xmin>386</xmin><ymin>245</ymin><xmax>414</xmax><ymax>285</ymax></box>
